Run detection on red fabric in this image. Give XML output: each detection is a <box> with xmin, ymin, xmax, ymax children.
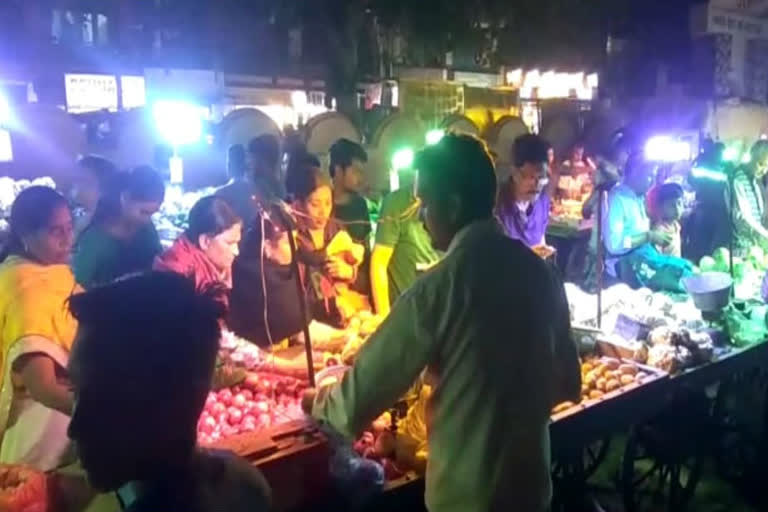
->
<box><xmin>646</xmin><ymin>185</ymin><xmax>661</xmax><ymax>223</ymax></box>
<box><xmin>154</xmin><ymin>235</ymin><xmax>231</xmax><ymax>294</ymax></box>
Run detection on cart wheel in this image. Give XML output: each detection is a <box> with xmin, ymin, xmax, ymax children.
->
<box><xmin>712</xmin><ymin>371</ymin><xmax>766</xmax><ymax>482</ymax></box>
<box><xmin>550</xmin><ymin>437</ymin><xmax>612</xmax><ymax>512</ymax></box>
<box><xmin>583</xmin><ymin>437</ymin><xmax>611</xmax><ymax>478</ymax></box>
<box><xmin>552</xmin><ymin>437</ymin><xmax>611</xmax><ymax>481</ymax></box>
<box><xmin>621</xmin><ymin>427</ymin><xmax>702</xmax><ymax>512</ymax></box>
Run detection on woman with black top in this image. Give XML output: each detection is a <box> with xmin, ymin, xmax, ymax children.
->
<box><xmin>228</xmin><ymin>207</ymin><xmax>347</xmax><ymax>352</ymax></box>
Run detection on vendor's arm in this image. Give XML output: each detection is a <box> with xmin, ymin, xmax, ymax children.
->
<box><xmin>263</xmin><ymin>353</ymin><xmax>323</xmax><ymax>376</ymax></box>
<box><xmin>14</xmin><ymin>353</ymin><xmax>73</xmax><ymax>415</ymax></box>
<box><xmin>312</xmin><ymin>291</ymin><xmax>432</xmax><ymax>438</ymax></box>
<box><xmin>370</xmin><ymin>193</ymin><xmax>403</xmax><ymax>316</ymax></box>
<box><xmin>370</xmin><ymin>245</ymin><xmax>394</xmax><ymax>315</ymax></box>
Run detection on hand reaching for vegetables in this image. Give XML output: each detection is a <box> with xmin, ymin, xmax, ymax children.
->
<box><xmin>325</xmin><ymin>259</ymin><xmax>355</xmax><ymax>280</ymax></box>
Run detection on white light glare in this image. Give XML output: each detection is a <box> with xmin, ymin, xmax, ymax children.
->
<box><xmin>0</xmin><ymin>93</ymin><xmax>10</xmax><ymax>125</ymax></box>
<box><xmin>152</xmin><ymin>100</ymin><xmax>203</xmax><ymax>146</ymax></box>
<box><xmin>644</xmin><ymin>136</ymin><xmax>691</xmax><ymax>162</ymax></box>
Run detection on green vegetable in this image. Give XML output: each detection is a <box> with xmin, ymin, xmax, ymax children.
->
<box><xmin>699</xmin><ymin>256</ymin><xmax>716</xmax><ymax>272</ymax></box>
<box><xmin>733</xmin><ymin>259</ymin><xmax>745</xmax><ymax>280</ymax></box>
<box><xmin>713</xmin><ymin>247</ymin><xmax>730</xmax><ymax>266</ymax></box>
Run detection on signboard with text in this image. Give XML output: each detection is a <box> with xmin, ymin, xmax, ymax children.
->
<box><xmin>65</xmin><ymin>74</ymin><xmax>118</xmax><ymax>113</ymax></box>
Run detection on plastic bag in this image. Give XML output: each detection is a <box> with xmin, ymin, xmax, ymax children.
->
<box><xmin>321</xmin><ymin>424</ymin><xmax>385</xmax><ymax>506</ymax></box>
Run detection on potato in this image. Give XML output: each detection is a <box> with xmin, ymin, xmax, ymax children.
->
<box><xmin>601</xmin><ymin>357</ymin><xmax>620</xmax><ymax>370</ymax></box>
<box><xmin>584</xmin><ymin>371</ymin><xmax>598</xmax><ymax>387</ymax></box>
<box><xmin>594</xmin><ymin>364</ymin><xmax>608</xmax><ymax>376</ymax></box>
<box><xmin>596</xmin><ymin>377</ymin><xmax>607</xmax><ymax>392</ymax></box>
<box><xmin>552</xmin><ymin>401</ymin><xmax>575</xmax><ymax>414</ymax></box>
<box><xmin>581</xmin><ymin>362</ymin><xmax>594</xmax><ymax>373</ymax></box>
<box><xmin>589</xmin><ymin>390</ymin><xmax>604</xmax><ymax>399</ymax></box>
<box><xmin>581</xmin><ymin>384</ymin><xmax>590</xmax><ymax>395</ymax></box>
<box><xmin>619</xmin><ymin>364</ymin><xmax>639</xmax><ymax>376</ymax></box>
<box><xmin>620</xmin><ymin>374</ymin><xmax>636</xmax><ymax>386</ymax></box>
<box><xmin>605</xmin><ymin>378</ymin><xmax>620</xmax><ymax>392</ymax></box>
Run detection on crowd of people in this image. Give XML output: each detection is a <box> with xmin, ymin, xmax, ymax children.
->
<box><xmin>0</xmin><ymin>129</ymin><xmax>591</xmax><ymax>512</ymax></box>
<box><xmin>5</xmin><ymin>121</ymin><xmax>768</xmax><ymax>511</ymax></box>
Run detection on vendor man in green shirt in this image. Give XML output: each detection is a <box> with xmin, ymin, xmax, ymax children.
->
<box><xmin>309</xmin><ymin>134</ymin><xmax>581</xmax><ymax>512</ymax></box>
<box><xmin>370</xmin><ymin>158</ymin><xmax>440</xmax><ymax>315</ymax></box>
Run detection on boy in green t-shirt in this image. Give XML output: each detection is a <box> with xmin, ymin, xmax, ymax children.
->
<box><xmin>371</xmin><ymin>182</ymin><xmax>440</xmax><ymax>315</ymax></box>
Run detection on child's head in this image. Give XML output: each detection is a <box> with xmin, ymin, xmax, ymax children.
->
<box><xmin>657</xmin><ymin>183</ymin><xmax>684</xmax><ymax>222</ymax></box>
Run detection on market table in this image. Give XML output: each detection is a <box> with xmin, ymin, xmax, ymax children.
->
<box><xmin>235</xmin><ymin>342</ymin><xmax>768</xmax><ymax>512</ymax></box>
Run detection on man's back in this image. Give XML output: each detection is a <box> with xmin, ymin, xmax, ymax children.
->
<box><xmin>216</xmin><ymin>180</ymin><xmax>256</xmax><ymax>225</ymax></box>
<box><xmin>416</xmin><ymin>222</ymin><xmax>567</xmax><ymax>511</ymax></box>
<box><xmin>314</xmin><ymin>221</ymin><xmax>576</xmax><ymax>512</ymax></box>
<box><xmin>123</xmin><ymin>450</ymin><xmax>271</xmax><ymax>512</ymax></box>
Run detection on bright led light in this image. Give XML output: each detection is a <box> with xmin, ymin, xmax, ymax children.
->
<box><xmin>0</xmin><ymin>93</ymin><xmax>10</xmax><ymax>126</ymax></box>
<box><xmin>425</xmin><ymin>129</ymin><xmax>445</xmax><ymax>145</ymax></box>
<box><xmin>152</xmin><ymin>100</ymin><xmax>203</xmax><ymax>146</ymax></box>
<box><xmin>691</xmin><ymin>166</ymin><xmax>727</xmax><ymax>182</ymax></box>
<box><xmin>392</xmin><ymin>148</ymin><xmax>414</xmax><ymax>171</ymax></box>
<box><xmin>291</xmin><ymin>90</ymin><xmax>308</xmax><ymax>110</ymax></box>
<box><xmin>722</xmin><ymin>145</ymin><xmax>739</xmax><ymax>162</ymax></box>
<box><xmin>644</xmin><ymin>136</ymin><xmax>691</xmax><ymax>162</ymax></box>
<box><xmin>742</xmin><ymin>153</ymin><xmax>752</xmax><ymax>164</ymax></box>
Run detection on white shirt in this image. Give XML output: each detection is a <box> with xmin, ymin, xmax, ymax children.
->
<box><xmin>313</xmin><ymin>219</ymin><xmax>579</xmax><ymax>512</ymax></box>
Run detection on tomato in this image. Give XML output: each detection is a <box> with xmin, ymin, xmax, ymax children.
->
<box><xmin>241</xmin><ymin>389</ymin><xmax>254</xmax><ymax>401</ymax></box>
<box><xmin>204</xmin><ymin>393</ymin><xmax>217</xmax><ymax>411</ymax></box>
<box><xmin>232</xmin><ymin>393</ymin><xmax>247</xmax><ymax>408</ymax></box>
<box><xmin>200</xmin><ymin>416</ymin><xmax>216</xmax><ymax>434</ymax></box>
<box><xmin>258</xmin><ymin>413</ymin><xmax>272</xmax><ymax>428</ymax></box>
<box><xmin>211</xmin><ymin>402</ymin><xmax>226</xmax><ymax>416</ymax></box>
<box><xmin>227</xmin><ymin>407</ymin><xmax>243</xmax><ymax>425</ymax></box>
<box><xmin>254</xmin><ymin>401</ymin><xmax>270</xmax><ymax>414</ymax></box>
<box><xmin>256</xmin><ymin>380</ymin><xmax>273</xmax><ymax>394</ymax></box>
<box><xmin>218</xmin><ymin>388</ymin><xmax>233</xmax><ymax>406</ymax></box>
<box><xmin>244</xmin><ymin>374</ymin><xmax>260</xmax><ymax>390</ymax></box>
<box><xmin>216</xmin><ymin>412</ymin><xmax>229</xmax><ymax>425</ymax></box>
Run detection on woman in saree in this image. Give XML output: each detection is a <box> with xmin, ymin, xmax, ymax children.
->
<box><xmin>0</xmin><ymin>186</ymin><xmax>79</xmax><ymax>470</ymax></box>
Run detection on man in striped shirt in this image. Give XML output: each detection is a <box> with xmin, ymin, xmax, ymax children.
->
<box><xmin>729</xmin><ymin>141</ymin><xmax>768</xmax><ymax>252</ymax></box>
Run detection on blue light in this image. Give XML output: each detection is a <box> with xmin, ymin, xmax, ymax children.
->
<box><xmin>0</xmin><ymin>93</ymin><xmax>10</xmax><ymax>126</ymax></box>
<box><xmin>152</xmin><ymin>100</ymin><xmax>203</xmax><ymax>146</ymax></box>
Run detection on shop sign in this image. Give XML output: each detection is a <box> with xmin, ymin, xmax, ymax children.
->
<box><xmin>706</xmin><ymin>6</ymin><xmax>768</xmax><ymax>37</ymax></box>
<box><xmin>65</xmin><ymin>74</ymin><xmax>118</xmax><ymax>113</ymax></box>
